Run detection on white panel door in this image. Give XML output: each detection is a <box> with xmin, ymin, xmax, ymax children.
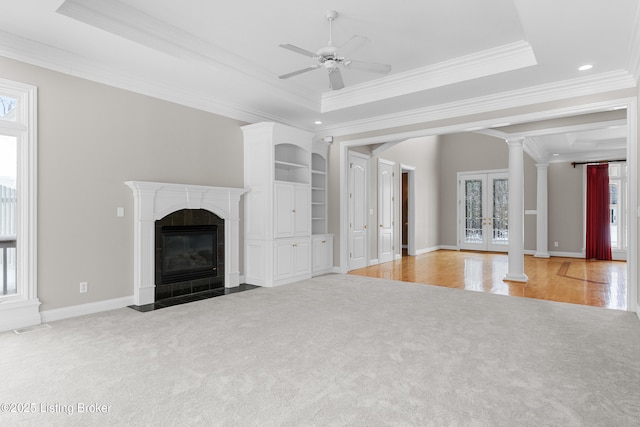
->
<box><xmin>349</xmin><ymin>151</ymin><xmax>368</xmax><ymax>270</ymax></box>
<box><xmin>378</xmin><ymin>160</ymin><xmax>395</xmax><ymax>264</ymax></box>
<box><xmin>459</xmin><ymin>172</ymin><xmax>509</xmax><ymax>252</ymax></box>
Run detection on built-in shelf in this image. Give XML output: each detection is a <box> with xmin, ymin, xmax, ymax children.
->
<box><xmin>311</xmin><ymin>152</ymin><xmax>327</xmax><ymax>236</ymax></box>
<box><xmin>275</xmin><ymin>143</ymin><xmax>309</xmax><ymax>184</ymax></box>
<box><xmin>276</xmin><ymin>160</ymin><xmax>307</xmax><ymax>170</ymax></box>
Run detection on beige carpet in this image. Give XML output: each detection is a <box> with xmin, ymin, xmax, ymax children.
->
<box><xmin>1</xmin><ymin>274</ymin><xmax>639</xmax><ymax>426</ymax></box>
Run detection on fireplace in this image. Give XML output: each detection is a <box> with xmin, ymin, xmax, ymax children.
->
<box><xmin>155</xmin><ymin>209</ymin><xmax>224</xmax><ymax>300</ymax></box>
<box><xmin>126</xmin><ymin>181</ymin><xmax>248</xmax><ymax>306</ymax></box>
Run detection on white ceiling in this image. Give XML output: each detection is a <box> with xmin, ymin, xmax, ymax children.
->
<box><xmin>0</xmin><ymin>0</ymin><xmax>639</xmax><ymax>159</ymax></box>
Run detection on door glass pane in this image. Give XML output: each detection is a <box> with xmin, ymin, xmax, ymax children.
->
<box><xmin>492</xmin><ymin>178</ymin><xmax>508</xmax><ymax>245</ymax></box>
<box><xmin>464</xmin><ymin>180</ymin><xmax>483</xmax><ymax>243</ymax></box>
<box><xmin>0</xmin><ymin>135</ymin><xmax>17</xmax><ymax>295</ymax></box>
<box><xmin>0</xmin><ymin>96</ymin><xmax>17</xmax><ymax>122</ymax></box>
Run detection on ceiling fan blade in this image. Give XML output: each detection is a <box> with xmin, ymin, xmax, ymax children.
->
<box><xmin>328</xmin><ymin>68</ymin><xmax>345</xmax><ymax>90</ymax></box>
<box><xmin>337</xmin><ymin>35</ymin><xmax>370</xmax><ymax>55</ymax></box>
<box><xmin>344</xmin><ymin>59</ymin><xmax>392</xmax><ymax>74</ymax></box>
<box><xmin>278</xmin><ymin>65</ymin><xmax>320</xmax><ymax>79</ymax></box>
<box><xmin>279</xmin><ymin>44</ymin><xmax>318</xmax><ymax>58</ymax></box>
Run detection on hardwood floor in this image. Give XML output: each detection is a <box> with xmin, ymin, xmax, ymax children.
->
<box><xmin>349</xmin><ymin>250</ymin><xmax>627</xmax><ymax>310</ymax></box>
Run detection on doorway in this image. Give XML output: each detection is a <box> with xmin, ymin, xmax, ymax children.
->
<box><xmin>401</xmin><ymin>164</ymin><xmax>416</xmax><ymax>256</ymax></box>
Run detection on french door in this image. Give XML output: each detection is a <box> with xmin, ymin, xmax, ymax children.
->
<box><xmin>459</xmin><ymin>172</ymin><xmax>509</xmax><ymax>252</ymax></box>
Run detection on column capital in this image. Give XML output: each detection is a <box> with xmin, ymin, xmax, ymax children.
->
<box><xmin>506</xmin><ymin>138</ymin><xmax>525</xmax><ymax>147</ymax></box>
<box><xmin>535</xmin><ymin>162</ymin><xmax>549</xmax><ymax>169</ymax></box>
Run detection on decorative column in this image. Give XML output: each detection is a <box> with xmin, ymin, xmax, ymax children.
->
<box><xmin>534</xmin><ymin>163</ymin><xmax>550</xmax><ymax>258</ymax></box>
<box><xmin>504</xmin><ymin>139</ymin><xmax>528</xmax><ymax>282</ymax></box>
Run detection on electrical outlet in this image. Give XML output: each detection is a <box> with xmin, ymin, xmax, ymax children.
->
<box><xmin>79</xmin><ymin>281</ymin><xmax>88</xmax><ymax>293</ymax></box>
<box><xmin>554</xmin><ymin>242</ymin><xmax>559</xmax><ymax>247</ymax></box>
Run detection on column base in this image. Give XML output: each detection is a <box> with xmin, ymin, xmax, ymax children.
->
<box><xmin>534</xmin><ymin>252</ymin><xmax>550</xmax><ymax>258</ymax></box>
<box><xmin>504</xmin><ymin>273</ymin><xmax>529</xmax><ymax>283</ymax></box>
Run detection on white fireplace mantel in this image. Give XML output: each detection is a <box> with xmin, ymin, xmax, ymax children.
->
<box><xmin>126</xmin><ymin>181</ymin><xmax>248</xmax><ymax>306</ymax></box>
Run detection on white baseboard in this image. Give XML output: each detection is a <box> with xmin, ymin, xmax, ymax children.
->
<box><xmin>369</xmin><ymin>259</ymin><xmax>379</xmax><ymax>266</ymax></box>
<box><xmin>415</xmin><ymin>246</ymin><xmax>443</xmax><ymax>255</ymax></box>
<box><xmin>40</xmin><ymin>295</ymin><xmax>135</xmax><ymax>323</ymax></box>
<box><xmin>438</xmin><ymin>245</ymin><xmax>459</xmax><ymax>251</ymax></box>
<box><xmin>548</xmin><ymin>251</ymin><xmax>584</xmax><ymax>258</ymax></box>
<box><xmin>0</xmin><ymin>300</ymin><xmax>42</xmax><ymax>333</ymax></box>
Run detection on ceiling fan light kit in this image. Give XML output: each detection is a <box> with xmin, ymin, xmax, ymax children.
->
<box><xmin>278</xmin><ymin>9</ymin><xmax>391</xmax><ymax>90</ymax></box>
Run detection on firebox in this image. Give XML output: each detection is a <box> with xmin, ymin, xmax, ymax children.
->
<box><xmin>161</xmin><ymin>225</ymin><xmax>217</xmax><ymax>284</ymax></box>
<box><xmin>155</xmin><ymin>209</ymin><xmax>225</xmax><ymax>301</ymax></box>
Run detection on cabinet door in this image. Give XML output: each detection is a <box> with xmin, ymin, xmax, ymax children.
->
<box><xmin>275</xmin><ymin>183</ymin><xmax>294</xmax><ymax>237</ymax></box>
<box><xmin>312</xmin><ymin>235</ymin><xmax>333</xmax><ymax>274</ymax></box>
<box><xmin>312</xmin><ymin>237</ymin><xmax>326</xmax><ymax>272</ymax></box>
<box><xmin>293</xmin><ymin>186</ymin><xmax>310</xmax><ymax>236</ymax></box>
<box><xmin>293</xmin><ymin>239</ymin><xmax>311</xmax><ymax>276</ymax></box>
<box><xmin>274</xmin><ymin>240</ymin><xmax>295</xmax><ymax>280</ymax></box>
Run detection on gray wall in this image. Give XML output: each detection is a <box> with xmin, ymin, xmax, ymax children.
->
<box><xmin>0</xmin><ymin>56</ymin><xmax>246</xmax><ymax>311</ymax></box>
<box><xmin>377</xmin><ymin>136</ymin><xmax>441</xmax><ymax>253</ymax></box>
<box><xmin>438</xmin><ymin>132</ymin><xmax>537</xmax><ymax>251</ymax></box>
<box><xmin>548</xmin><ymin>163</ymin><xmax>584</xmax><ymax>253</ymax></box>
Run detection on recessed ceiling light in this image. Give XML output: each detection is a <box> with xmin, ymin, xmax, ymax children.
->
<box><xmin>578</xmin><ymin>64</ymin><xmax>593</xmax><ymax>71</ymax></box>
<box><xmin>314</xmin><ymin>121</ymin><xmax>322</xmax><ymax>125</ymax></box>
<box><xmin>552</xmin><ymin>153</ymin><xmax>560</xmax><ymax>157</ymax></box>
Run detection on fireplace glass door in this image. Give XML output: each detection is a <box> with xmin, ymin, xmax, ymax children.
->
<box><xmin>161</xmin><ymin>225</ymin><xmax>217</xmax><ymax>284</ymax></box>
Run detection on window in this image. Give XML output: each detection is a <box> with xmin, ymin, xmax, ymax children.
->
<box><xmin>0</xmin><ymin>95</ymin><xmax>17</xmax><ymax>121</ymax></box>
<box><xmin>0</xmin><ymin>134</ymin><xmax>17</xmax><ymax>296</ymax></box>
<box><xmin>608</xmin><ymin>163</ymin><xmax>627</xmax><ymax>251</ymax></box>
<box><xmin>0</xmin><ymin>77</ymin><xmax>38</xmax><ymax>331</ymax></box>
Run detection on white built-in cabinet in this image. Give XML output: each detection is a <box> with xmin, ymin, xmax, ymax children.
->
<box><xmin>311</xmin><ymin>143</ymin><xmax>333</xmax><ymax>276</ymax></box>
<box><xmin>242</xmin><ymin>122</ymin><xmax>333</xmax><ymax>286</ymax></box>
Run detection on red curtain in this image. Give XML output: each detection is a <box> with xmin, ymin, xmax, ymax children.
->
<box><xmin>586</xmin><ymin>164</ymin><xmax>612</xmax><ymax>260</ymax></box>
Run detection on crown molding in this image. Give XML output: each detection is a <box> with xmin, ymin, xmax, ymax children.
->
<box><xmin>0</xmin><ymin>30</ymin><xmax>308</xmax><ymax>126</ymax></box>
<box><xmin>523</xmin><ymin>136</ymin><xmax>550</xmax><ymax>164</ymax></box>
<box><xmin>56</xmin><ymin>0</ymin><xmax>318</xmax><ymax>111</ymax></box>
<box><xmin>626</xmin><ymin>4</ymin><xmax>640</xmax><ymax>83</ymax></box>
<box><xmin>320</xmin><ymin>70</ymin><xmax>637</xmax><ymax>138</ymax></box>
<box><xmin>320</xmin><ymin>40</ymin><xmax>537</xmax><ymax>113</ymax></box>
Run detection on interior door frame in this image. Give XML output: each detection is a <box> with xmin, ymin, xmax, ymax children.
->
<box><xmin>457</xmin><ymin>169</ymin><xmax>509</xmax><ymax>252</ymax></box>
<box><xmin>401</xmin><ymin>164</ymin><xmax>416</xmax><ymax>256</ymax></box>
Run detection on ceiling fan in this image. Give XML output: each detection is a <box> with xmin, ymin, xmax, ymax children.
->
<box><xmin>278</xmin><ymin>10</ymin><xmax>392</xmax><ymax>90</ymax></box>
